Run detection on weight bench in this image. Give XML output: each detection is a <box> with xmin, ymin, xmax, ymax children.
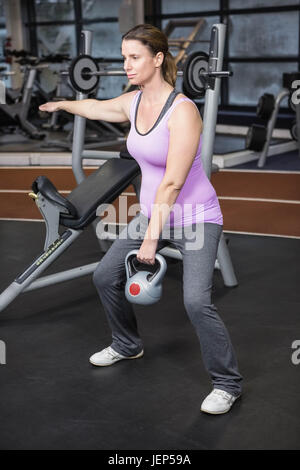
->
<box><xmin>0</xmin><ymin>156</ymin><xmax>235</xmax><ymax>314</ymax></box>
<box><xmin>0</xmin><ymin>158</ymin><xmax>140</xmax><ymax>313</ymax></box>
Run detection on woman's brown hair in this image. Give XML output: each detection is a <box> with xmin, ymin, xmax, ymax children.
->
<box><xmin>122</xmin><ymin>24</ymin><xmax>177</xmax><ymax>88</ymax></box>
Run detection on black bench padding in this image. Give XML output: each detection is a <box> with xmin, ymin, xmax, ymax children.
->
<box><xmin>32</xmin><ymin>158</ymin><xmax>140</xmax><ymax>230</ymax></box>
<box><xmin>32</xmin><ymin>176</ymin><xmax>78</xmax><ymax>217</ymax></box>
<box><xmin>61</xmin><ymin>158</ymin><xmax>140</xmax><ymax>229</ymax></box>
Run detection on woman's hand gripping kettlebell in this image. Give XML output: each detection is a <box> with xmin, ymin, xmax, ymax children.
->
<box><xmin>136</xmin><ymin>239</ymin><xmax>158</xmax><ymax>265</ymax></box>
<box><xmin>125</xmin><ymin>249</ymin><xmax>167</xmax><ymax>305</ymax></box>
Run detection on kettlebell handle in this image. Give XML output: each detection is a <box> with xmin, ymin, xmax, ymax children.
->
<box><xmin>125</xmin><ymin>249</ymin><xmax>167</xmax><ymax>286</ymax></box>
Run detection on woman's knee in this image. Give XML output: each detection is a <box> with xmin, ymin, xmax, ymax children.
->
<box><xmin>183</xmin><ymin>292</ymin><xmax>211</xmax><ymax>321</ymax></box>
<box><xmin>93</xmin><ymin>259</ymin><xmax>125</xmax><ymax>290</ymax></box>
<box><xmin>93</xmin><ymin>264</ymin><xmax>105</xmax><ymax>289</ymax></box>
<box><xmin>93</xmin><ymin>262</ymin><xmax>112</xmax><ymax>289</ymax></box>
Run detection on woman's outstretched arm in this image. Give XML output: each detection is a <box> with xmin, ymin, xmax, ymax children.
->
<box><xmin>39</xmin><ymin>90</ymin><xmax>138</xmax><ymax>123</ymax></box>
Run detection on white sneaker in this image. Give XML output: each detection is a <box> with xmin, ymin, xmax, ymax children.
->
<box><xmin>89</xmin><ymin>346</ymin><xmax>144</xmax><ymax>367</ymax></box>
<box><xmin>201</xmin><ymin>388</ymin><xmax>240</xmax><ymax>415</ymax></box>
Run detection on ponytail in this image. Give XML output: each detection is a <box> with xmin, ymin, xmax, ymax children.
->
<box><xmin>162</xmin><ymin>51</ymin><xmax>177</xmax><ymax>88</ymax></box>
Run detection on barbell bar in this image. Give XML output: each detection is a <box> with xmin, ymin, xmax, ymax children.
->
<box><xmin>201</xmin><ymin>71</ymin><xmax>232</xmax><ymax>77</ymax></box>
<box><xmin>63</xmin><ymin>52</ymin><xmax>232</xmax><ymax>96</ymax></box>
<box><xmin>67</xmin><ymin>68</ymin><xmax>232</xmax><ymax>79</ymax></box>
<box><xmin>75</xmin><ymin>69</ymin><xmax>179</xmax><ymax>77</ymax></box>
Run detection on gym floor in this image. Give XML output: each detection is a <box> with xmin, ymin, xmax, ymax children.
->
<box><xmin>0</xmin><ymin>220</ymin><xmax>299</xmax><ymax>450</ymax></box>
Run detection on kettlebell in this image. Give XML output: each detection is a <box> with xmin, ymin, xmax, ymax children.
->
<box><xmin>125</xmin><ymin>249</ymin><xmax>167</xmax><ymax>305</ymax></box>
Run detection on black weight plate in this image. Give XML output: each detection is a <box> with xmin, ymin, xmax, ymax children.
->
<box><xmin>190</xmin><ymin>58</ymin><xmax>207</xmax><ymax>91</ymax></box>
<box><xmin>183</xmin><ymin>51</ymin><xmax>209</xmax><ymax>99</ymax></box>
<box><xmin>69</xmin><ymin>54</ymin><xmax>99</xmax><ymax>94</ymax></box>
<box><xmin>199</xmin><ymin>104</ymin><xmax>204</xmax><ymax>119</ymax></box>
<box><xmin>246</xmin><ymin>124</ymin><xmax>267</xmax><ymax>151</ymax></box>
<box><xmin>182</xmin><ymin>81</ymin><xmax>199</xmax><ymax>100</ymax></box>
<box><xmin>256</xmin><ymin>93</ymin><xmax>275</xmax><ymax>121</ymax></box>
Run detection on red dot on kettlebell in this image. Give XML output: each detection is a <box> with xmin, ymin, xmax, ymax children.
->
<box><xmin>129</xmin><ymin>283</ymin><xmax>140</xmax><ymax>296</ymax></box>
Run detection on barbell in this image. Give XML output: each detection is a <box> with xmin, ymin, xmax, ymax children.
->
<box><xmin>64</xmin><ymin>51</ymin><xmax>232</xmax><ymax>97</ymax></box>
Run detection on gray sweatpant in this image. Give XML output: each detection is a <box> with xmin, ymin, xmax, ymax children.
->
<box><xmin>93</xmin><ymin>212</ymin><xmax>242</xmax><ymax>397</ymax></box>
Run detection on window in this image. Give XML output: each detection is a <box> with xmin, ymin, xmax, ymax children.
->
<box><xmin>229</xmin><ymin>62</ymin><xmax>295</xmax><ymax>105</ymax></box>
<box><xmin>162</xmin><ymin>0</ymin><xmax>219</xmax><ymax>14</ymax></box>
<box><xmin>229</xmin><ymin>12</ymin><xmax>298</xmax><ymax>58</ymax></box>
<box><xmin>162</xmin><ymin>15</ymin><xmax>219</xmax><ymax>57</ymax></box>
<box><xmin>81</xmin><ymin>1</ymin><xmax>125</xmax><ymax>98</ymax></box>
<box><xmin>226</xmin><ymin>4</ymin><xmax>299</xmax><ymax>107</ymax></box>
<box><xmin>230</xmin><ymin>0</ymin><xmax>299</xmax><ymax>8</ymax></box>
<box><xmin>86</xmin><ymin>21</ymin><xmax>127</xmax><ymax>98</ymax></box>
<box><xmin>36</xmin><ymin>25</ymin><xmax>76</xmax><ymax>56</ymax></box>
<box><xmin>22</xmin><ymin>0</ymin><xmax>300</xmax><ymax>106</ymax></box>
<box><xmin>35</xmin><ymin>0</ymin><xmax>75</xmax><ymax>22</ymax></box>
<box><xmin>82</xmin><ymin>0</ymin><xmax>122</xmax><ymax>19</ymax></box>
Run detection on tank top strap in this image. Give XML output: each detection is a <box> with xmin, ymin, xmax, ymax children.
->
<box><xmin>129</xmin><ymin>90</ymin><xmax>142</xmax><ymax>122</ymax></box>
<box><xmin>132</xmin><ymin>88</ymin><xmax>180</xmax><ymax>136</ymax></box>
<box><xmin>163</xmin><ymin>96</ymin><xmax>197</xmax><ymax>120</ymax></box>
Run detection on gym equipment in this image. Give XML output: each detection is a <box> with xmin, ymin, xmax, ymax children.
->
<box><xmin>246</xmin><ymin>124</ymin><xmax>268</xmax><ymax>151</ymax></box>
<box><xmin>288</xmin><ymin>93</ymin><xmax>296</xmax><ymax>112</ymax></box>
<box><xmin>256</xmin><ymin>93</ymin><xmax>275</xmax><ymax>121</ymax></box>
<box><xmin>66</xmin><ymin>47</ymin><xmax>231</xmax><ymax>97</ymax></box>
<box><xmin>38</xmin><ymin>56</ymin><xmax>127</xmax><ymax>150</ymax></box>
<box><xmin>288</xmin><ymin>83</ymin><xmax>300</xmax><ymax>143</ymax></box>
<box><xmin>0</xmin><ymin>59</ymin><xmax>48</xmax><ymax>139</ymax></box>
<box><xmin>255</xmin><ymin>72</ymin><xmax>300</xmax><ymax>167</ymax></box>
<box><xmin>0</xmin><ymin>67</ymin><xmax>14</xmax><ymax>105</ymax></box>
<box><xmin>0</xmin><ymin>157</ymin><xmax>140</xmax><ymax>312</ymax></box>
<box><xmin>69</xmin><ymin>54</ymin><xmax>100</xmax><ymax>94</ymax></box>
<box><xmin>66</xmin><ymin>54</ymin><xmax>181</xmax><ymax>94</ymax></box>
<box><xmin>125</xmin><ymin>250</ymin><xmax>167</xmax><ymax>305</ymax></box>
<box><xmin>290</xmin><ymin>120</ymin><xmax>297</xmax><ymax>140</ymax></box>
<box><xmin>163</xmin><ymin>18</ymin><xmax>207</xmax><ymax>67</ymax></box>
<box><xmin>182</xmin><ymin>50</ymin><xmax>209</xmax><ymax>99</ymax></box>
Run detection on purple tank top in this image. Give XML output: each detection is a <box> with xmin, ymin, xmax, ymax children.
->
<box><xmin>126</xmin><ymin>90</ymin><xmax>223</xmax><ymax>227</ymax></box>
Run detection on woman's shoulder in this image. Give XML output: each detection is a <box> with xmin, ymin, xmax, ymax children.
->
<box><xmin>170</xmin><ymin>93</ymin><xmax>200</xmax><ymax>117</ymax></box>
<box><xmin>173</xmin><ymin>92</ymin><xmax>195</xmax><ymax>105</ymax></box>
<box><xmin>167</xmin><ymin>93</ymin><xmax>201</xmax><ymax>130</ymax></box>
<box><xmin>174</xmin><ymin>92</ymin><xmax>187</xmax><ymax>101</ymax></box>
<box><xmin>121</xmin><ymin>89</ymin><xmax>140</xmax><ymax>120</ymax></box>
<box><xmin>123</xmin><ymin>88</ymin><xmax>140</xmax><ymax>104</ymax></box>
